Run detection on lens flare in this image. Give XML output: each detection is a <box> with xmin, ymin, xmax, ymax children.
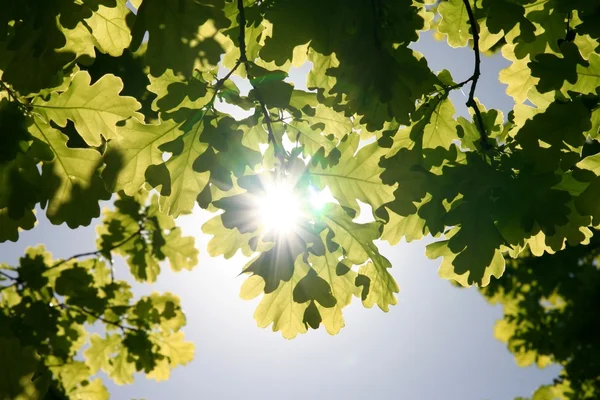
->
<box><xmin>309</xmin><ymin>186</ymin><xmax>336</xmax><ymax>212</ymax></box>
<box><xmin>259</xmin><ymin>183</ymin><xmax>301</xmax><ymax>234</ymax></box>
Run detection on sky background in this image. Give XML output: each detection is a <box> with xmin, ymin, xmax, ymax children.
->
<box><xmin>0</xmin><ymin>32</ymin><xmax>562</xmax><ymax>399</ymax></box>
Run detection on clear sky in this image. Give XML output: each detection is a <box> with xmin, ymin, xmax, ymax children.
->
<box><xmin>0</xmin><ymin>32</ymin><xmax>561</xmax><ymax>400</ymax></box>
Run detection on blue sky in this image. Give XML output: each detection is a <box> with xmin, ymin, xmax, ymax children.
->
<box><xmin>0</xmin><ymin>32</ymin><xmax>561</xmax><ymax>399</ymax></box>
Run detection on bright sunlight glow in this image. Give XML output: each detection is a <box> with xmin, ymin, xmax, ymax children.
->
<box><xmin>309</xmin><ymin>186</ymin><xmax>335</xmax><ymax>211</ymax></box>
<box><xmin>259</xmin><ymin>183</ymin><xmax>302</xmax><ymax>234</ymax></box>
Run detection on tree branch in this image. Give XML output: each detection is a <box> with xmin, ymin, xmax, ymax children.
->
<box><xmin>213</xmin><ymin>59</ymin><xmax>243</xmax><ymax>96</ymax></box>
<box><xmin>62</xmin><ymin>303</ymin><xmax>141</xmax><ymax>333</ymax></box>
<box><xmin>0</xmin><ymin>270</ymin><xmax>19</xmax><ymax>282</ymax></box>
<box><xmin>236</xmin><ymin>0</ymin><xmax>286</xmax><ymax>165</ymax></box>
<box><xmin>0</xmin><ymin>80</ymin><xmax>18</xmax><ymax>101</ymax></box>
<box><xmin>48</xmin><ymin>228</ymin><xmax>143</xmax><ymax>270</ymax></box>
<box><xmin>0</xmin><ymin>80</ymin><xmax>31</xmax><ymax>114</ymax></box>
<box><xmin>461</xmin><ymin>0</ymin><xmax>491</xmax><ymax>150</ymax></box>
<box><xmin>237</xmin><ymin>0</ymin><xmax>248</xmax><ymax>64</ymax></box>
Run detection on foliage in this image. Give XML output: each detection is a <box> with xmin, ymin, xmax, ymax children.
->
<box><xmin>0</xmin><ymin>0</ymin><xmax>599</xmax><ymax>397</ymax></box>
<box><xmin>482</xmin><ymin>231</ymin><xmax>600</xmax><ymax>399</ymax></box>
<box><xmin>0</xmin><ymin>191</ymin><xmax>197</xmax><ymax>399</ymax></box>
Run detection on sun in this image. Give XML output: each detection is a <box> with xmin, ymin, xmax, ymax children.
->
<box><xmin>258</xmin><ymin>182</ymin><xmax>302</xmax><ymax>234</ymax></box>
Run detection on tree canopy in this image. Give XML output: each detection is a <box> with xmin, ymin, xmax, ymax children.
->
<box><xmin>1</xmin><ymin>0</ymin><xmax>599</xmax><ymax>398</ymax></box>
<box><xmin>482</xmin><ymin>230</ymin><xmax>600</xmax><ymax>399</ymax></box>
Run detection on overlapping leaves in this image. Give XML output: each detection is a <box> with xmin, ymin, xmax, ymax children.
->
<box><xmin>1</xmin><ymin>1</ymin><xmax>600</xmax><ymax>396</ymax></box>
<box><xmin>207</xmin><ymin>171</ymin><xmax>398</xmax><ymax>338</ymax></box>
<box><xmin>0</xmin><ymin>191</ymin><xmax>197</xmax><ymax>398</ymax></box>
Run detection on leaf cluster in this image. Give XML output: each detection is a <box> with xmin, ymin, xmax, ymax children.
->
<box><xmin>0</xmin><ymin>192</ymin><xmax>197</xmax><ymax>398</ymax></box>
<box><xmin>480</xmin><ymin>231</ymin><xmax>600</xmax><ymax>399</ymax></box>
<box><xmin>0</xmin><ymin>0</ymin><xmax>600</xmax><ymax>397</ymax></box>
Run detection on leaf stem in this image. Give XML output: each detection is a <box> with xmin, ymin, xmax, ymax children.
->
<box><xmin>0</xmin><ymin>270</ymin><xmax>19</xmax><ymax>282</ymax></box>
<box><xmin>0</xmin><ymin>80</ymin><xmax>17</xmax><ymax>101</ymax></box>
<box><xmin>0</xmin><ymin>80</ymin><xmax>31</xmax><ymax>114</ymax></box>
<box><xmin>64</xmin><ymin>304</ymin><xmax>141</xmax><ymax>333</ymax></box>
<box><xmin>48</xmin><ymin>228</ymin><xmax>143</xmax><ymax>270</ymax></box>
<box><xmin>461</xmin><ymin>0</ymin><xmax>490</xmax><ymax>150</ymax></box>
<box><xmin>236</xmin><ymin>0</ymin><xmax>286</xmax><ymax>166</ymax></box>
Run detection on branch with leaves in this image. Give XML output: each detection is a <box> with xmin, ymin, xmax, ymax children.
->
<box><xmin>1</xmin><ymin>0</ymin><xmax>599</xmax><ymax>398</ymax></box>
<box><xmin>460</xmin><ymin>0</ymin><xmax>490</xmax><ymax>150</ymax></box>
<box><xmin>47</xmin><ymin>228</ymin><xmax>143</xmax><ymax>270</ymax></box>
<box><xmin>236</xmin><ymin>0</ymin><xmax>286</xmax><ymax>165</ymax></box>
<box><xmin>0</xmin><ymin>192</ymin><xmax>198</xmax><ymax>398</ymax></box>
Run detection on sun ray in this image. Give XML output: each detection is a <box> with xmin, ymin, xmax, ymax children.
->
<box><xmin>258</xmin><ymin>181</ymin><xmax>302</xmax><ymax>234</ymax></box>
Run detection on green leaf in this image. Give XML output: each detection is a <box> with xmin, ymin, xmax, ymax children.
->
<box><xmin>577</xmin><ymin>152</ymin><xmax>600</xmax><ymax>175</ymax></box>
<box><xmin>529</xmin><ymin>42</ymin><xmax>588</xmax><ymax>93</ymax></box>
<box><xmin>356</xmin><ymin>261</ymin><xmax>398</xmax><ymax>312</ymax></box>
<box><xmin>437</xmin><ymin>0</ymin><xmax>471</xmax><ymax>48</ymax></box>
<box><xmin>499</xmin><ymin>45</ymin><xmax>539</xmax><ymax>104</ymax></box>
<box><xmin>0</xmin><ymin>207</ymin><xmax>35</xmax><ymax>243</ymax></box>
<box><xmin>422</xmin><ymin>97</ymin><xmax>458</xmax><ymax>150</ymax></box>
<box><xmin>131</xmin><ymin>0</ymin><xmax>230</xmax><ymax>77</ymax></box>
<box><xmin>320</xmin><ymin>204</ymin><xmax>398</xmax><ymax>311</ymax></box>
<box><xmin>85</xmin><ymin>334</ymin><xmax>119</xmax><ymax>371</ymax></box>
<box><xmin>243</xmin><ymin>236</ymin><xmax>309</xmax><ymax>294</ymax></box>
<box><xmin>201</xmin><ymin>214</ymin><xmax>257</xmax><ymax>259</ymax></box>
<box><xmin>298</xmin><ymin>103</ymin><xmax>354</xmax><ymax>140</ymax></box>
<box><xmin>306</xmin><ymin>246</ymin><xmax>360</xmax><ymax>334</ymax></box>
<box><xmin>28</xmin><ymin>117</ymin><xmax>110</xmax><ymax>227</ymax></box>
<box><xmin>0</xmin><ymin>336</ymin><xmax>40</xmax><ymax>400</ymax></box>
<box><xmin>32</xmin><ymin>71</ymin><xmax>142</xmax><ymax>147</ymax></box>
<box><xmin>85</xmin><ymin>0</ymin><xmax>133</xmax><ymax>57</ymax></box>
<box><xmin>109</xmin><ymin>351</ymin><xmax>136</xmax><ymax>385</ymax></box>
<box><xmin>147</xmin><ymin>70</ymin><xmax>212</xmax><ymax>117</ymax></box>
<box><xmin>240</xmin><ymin>268</ymin><xmax>310</xmax><ymax>339</ymax></box>
<box><xmin>309</xmin><ymin>133</ymin><xmax>396</xmax><ymax>214</ymax></box>
<box><xmin>149</xmin><ymin>116</ymin><xmax>210</xmax><ymax>216</ymax></box>
<box><xmin>161</xmin><ymin>228</ymin><xmax>199</xmax><ymax>272</ymax></box>
<box><xmin>482</xmin><ymin>0</ymin><xmax>535</xmax><ymax>41</ymax></box>
<box><xmin>293</xmin><ymin>268</ymin><xmax>337</xmax><ymax>308</ymax></box>
<box><xmin>563</xmin><ymin>53</ymin><xmax>600</xmax><ymax>95</ymax></box>
<box><xmin>69</xmin><ymin>378</ymin><xmax>109</xmax><ymax>400</ymax></box>
<box><xmin>0</xmin><ymin>99</ymin><xmax>31</xmax><ymax>163</ymax></box>
<box><xmin>103</xmin><ymin>117</ymin><xmax>182</xmax><ymax>195</ymax></box>
<box><xmin>17</xmin><ymin>246</ymin><xmax>52</xmax><ymax>291</ymax></box>
<box><xmin>247</xmin><ymin>65</ymin><xmax>293</xmax><ymax>108</ymax></box>
<box><xmin>427</xmin><ymin>205</ymin><xmax>507</xmax><ymax>287</ymax></box>
<box><xmin>380</xmin><ymin>206</ymin><xmax>428</xmax><ymax>245</ymax></box>
<box><xmin>0</xmin><ymin>3</ymin><xmax>95</xmax><ymax>93</ymax></box>
<box><xmin>147</xmin><ymin>332</ymin><xmax>195</xmax><ymax>381</ymax></box>
<box><xmin>515</xmin><ymin>99</ymin><xmax>591</xmax><ymax>173</ymax></box>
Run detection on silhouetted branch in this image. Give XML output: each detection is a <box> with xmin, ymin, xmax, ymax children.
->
<box><xmin>0</xmin><ymin>270</ymin><xmax>18</xmax><ymax>282</ymax></box>
<box><xmin>64</xmin><ymin>304</ymin><xmax>141</xmax><ymax>333</ymax></box>
<box><xmin>236</xmin><ymin>0</ymin><xmax>286</xmax><ymax>165</ymax></box>
<box><xmin>0</xmin><ymin>80</ymin><xmax>31</xmax><ymax>114</ymax></box>
<box><xmin>48</xmin><ymin>228</ymin><xmax>143</xmax><ymax>270</ymax></box>
<box><xmin>461</xmin><ymin>0</ymin><xmax>490</xmax><ymax>150</ymax></box>
<box><xmin>0</xmin><ymin>80</ymin><xmax>18</xmax><ymax>101</ymax></box>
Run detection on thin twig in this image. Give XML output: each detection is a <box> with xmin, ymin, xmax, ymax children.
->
<box><xmin>0</xmin><ymin>270</ymin><xmax>18</xmax><ymax>281</ymax></box>
<box><xmin>237</xmin><ymin>0</ymin><xmax>248</xmax><ymax>64</ymax></box>
<box><xmin>213</xmin><ymin>59</ymin><xmax>244</xmax><ymax>95</ymax></box>
<box><xmin>63</xmin><ymin>304</ymin><xmax>141</xmax><ymax>333</ymax></box>
<box><xmin>0</xmin><ymin>80</ymin><xmax>17</xmax><ymax>101</ymax></box>
<box><xmin>0</xmin><ymin>80</ymin><xmax>31</xmax><ymax>115</ymax></box>
<box><xmin>461</xmin><ymin>0</ymin><xmax>490</xmax><ymax>150</ymax></box>
<box><xmin>48</xmin><ymin>228</ymin><xmax>143</xmax><ymax>270</ymax></box>
<box><xmin>180</xmin><ymin>54</ymin><xmax>244</xmax><ymax>126</ymax></box>
<box><xmin>236</xmin><ymin>0</ymin><xmax>286</xmax><ymax>165</ymax></box>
